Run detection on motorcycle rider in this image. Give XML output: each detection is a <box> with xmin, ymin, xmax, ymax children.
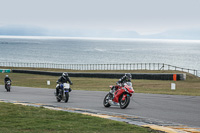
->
<box><xmin>56</xmin><ymin>72</ymin><xmax>73</xmax><ymax>96</ymax></box>
<box><xmin>109</xmin><ymin>73</ymin><xmax>132</xmax><ymax>95</ymax></box>
<box><xmin>4</xmin><ymin>75</ymin><xmax>12</xmax><ymax>89</ymax></box>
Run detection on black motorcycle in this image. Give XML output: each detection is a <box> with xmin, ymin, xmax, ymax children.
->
<box><xmin>5</xmin><ymin>81</ymin><xmax>11</xmax><ymax>92</ymax></box>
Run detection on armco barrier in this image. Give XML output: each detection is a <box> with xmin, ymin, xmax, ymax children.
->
<box><xmin>1</xmin><ymin>62</ymin><xmax>198</xmax><ymax>76</ymax></box>
<box><xmin>12</xmin><ymin>69</ymin><xmax>186</xmax><ymax>80</ymax></box>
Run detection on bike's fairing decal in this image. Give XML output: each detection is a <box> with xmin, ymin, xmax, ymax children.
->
<box><xmin>113</xmin><ymin>89</ymin><xmax>125</xmax><ymax>103</ymax></box>
<box><xmin>60</xmin><ymin>84</ymin><xmax>64</xmax><ymax>89</ymax></box>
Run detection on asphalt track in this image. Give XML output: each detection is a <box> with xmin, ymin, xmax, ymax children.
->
<box><xmin>0</xmin><ymin>85</ymin><xmax>200</xmax><ymax>128</ymax></box>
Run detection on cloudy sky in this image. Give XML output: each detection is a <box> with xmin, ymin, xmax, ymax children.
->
<box><xmin>0</xmin><ymin>0</ymin><xmax>200</xmax><ymax>39</ymax></box>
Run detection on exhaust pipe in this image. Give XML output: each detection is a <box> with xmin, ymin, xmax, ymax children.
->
<box><xmin>108</xmin><ymin>100</ymin><xmax>119</xmax><ymax>106</ymax></box>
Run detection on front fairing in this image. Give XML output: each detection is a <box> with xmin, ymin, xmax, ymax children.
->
<box><xmin>113</xmin><ymin>88</ymin><xmax>125</xmax><ymax>103</ymax></box>
<box><xmin>124</xmin><ymin>86</ymin><xmax>134</xmax><ymax>93</ymax></box>
<box><xmin>123</xmin><ymin>82</ymin><xmax>134</xmax><ymax>94</ymax></box>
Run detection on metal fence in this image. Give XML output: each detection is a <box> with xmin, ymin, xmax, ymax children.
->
<box><xmin>0</xmin><ymin>62</ymin><xmax>198</xmax><ymax>77</ymax></box>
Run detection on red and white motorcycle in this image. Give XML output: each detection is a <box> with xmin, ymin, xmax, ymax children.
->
<box><xmin>103</xmin><ymin>82</ymin><xmax>134</xmax><ymax>109</ymax></box>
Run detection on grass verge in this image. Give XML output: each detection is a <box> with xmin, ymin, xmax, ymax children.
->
<box><xmin>0</xmin><ymin>71</ymin><xmax>200</xmax><ymax>96</ymax></box>
<box><xmin>0</xmin><ymin>102</ymin><xmax>157</xmax><ymax>133</ymax></box>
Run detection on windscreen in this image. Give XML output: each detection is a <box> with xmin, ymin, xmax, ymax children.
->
<box><xmin>124</xmin><ymin>82</ymin><xmax>132</xmax><ymax>87</ymax></box>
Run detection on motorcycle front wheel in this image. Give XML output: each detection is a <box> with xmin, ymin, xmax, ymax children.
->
<box><xmin>7</xmin><ymin>86</ymin><xmax>10</xmax><ymax>92</ymax></box>
<box><xmin>65</xmin><ymin>92</ymin><xmax>69</xmax><ymax>103</ymax></box>
<box><xmin>57</xmin><ymin>96</ymin><xmax>61</xmax><ymax>102</ymax></box>
<box><xmin>6</xmin><ymin>85</ymin><xmax>10</xmax><ymax>92</ymax></box>
<box><xmin>103</xmin><ymin>93</ymin><xmax>111</xmax><ymax>107</ymax></box>
<box><xmin>119</xmin><ymin>94</ymin><xmax>130</xmax><ymax>109</ymax></box>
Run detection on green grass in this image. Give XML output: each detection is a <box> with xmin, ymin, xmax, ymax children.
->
<box><xmin>0</xmin><ymin>102</ymin><xmax>157</xmax><ymax>133</ymax></box>
<box><xmin>0</xmin><ymin>72</ymin><xmax>200</xmax><ymax>96</ymax></box>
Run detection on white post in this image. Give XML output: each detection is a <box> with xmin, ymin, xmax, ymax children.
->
<box><xmin>47</xmin><ymin>81</ymin><xmax>50</xmax><ymax>85</ymax></box>
<box><xmin>171</xmin><ymin>83</ymin><xmax>176</xmax><ymax>90</ymax></box>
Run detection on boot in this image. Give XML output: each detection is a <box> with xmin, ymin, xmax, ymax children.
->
<box><xmin>56</xmin><ymin>87</ymin><xmax>59</xmax><ymax>96</ymax></box>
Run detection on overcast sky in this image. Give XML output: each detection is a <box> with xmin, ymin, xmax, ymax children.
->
<box><xmin>0</xmin><ymin>0</ymin><xmax>200</xmax><ymax>35</ymax></box>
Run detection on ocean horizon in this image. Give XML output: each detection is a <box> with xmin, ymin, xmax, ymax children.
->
<box><xmin>0</xmin><ymin>35</ymin><xmax>200</xmax><ymax>72</ymax></box>
<box><xmin>1</xmin><ymin>35</ymin><xmax>200</xmax><ymax>42</ymax></box>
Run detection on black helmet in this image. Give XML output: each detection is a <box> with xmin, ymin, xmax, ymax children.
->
<box><xmin>125</xmin><ymin>73</ymin><xmax>132</xmax><ymax>80</ymax></box>
<box><xmin>62</xmin><ymin>72</ymin><xmax>68</xmax><ymax>78</ymax></box>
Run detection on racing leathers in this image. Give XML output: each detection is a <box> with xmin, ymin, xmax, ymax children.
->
<box><xmin>117</xmin><ymin>75</ymin><xmax>131</xmax><ymax>85</ymax></box>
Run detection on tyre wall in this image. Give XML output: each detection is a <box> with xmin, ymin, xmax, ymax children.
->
<box><xmin>12</xmin><ymin>69</ymin><xmax>186</xmax><ymax>80</ymax></box>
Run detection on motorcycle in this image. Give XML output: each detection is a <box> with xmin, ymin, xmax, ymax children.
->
<box><xmin>5</xmin><ymin>81</ymin><xmax>11</xmax><ymax>92</ymax></box>
<box><xmin>55</xmin><ymin>83</ymin><xmax>70</xmax><ymax>103</ymax></box>
<box><xmin>103</xmin><ymin>82</ymin><xmax>134</xmax><ymax>109</ymax></box>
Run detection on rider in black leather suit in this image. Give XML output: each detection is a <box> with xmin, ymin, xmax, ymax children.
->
<box><xmin>56</xmin><ymin>72</ymin><xmax>73</xmax><ymax>96</ymax></box>
<box><xmin>110</xmin><ymin>73</ymin><xmax>132</xmax><ymax>94</ymax></box>
<box><xmin>117</xmin><ymin>73</ymin><xmax>132</xmax><ymax>84</ymax></box>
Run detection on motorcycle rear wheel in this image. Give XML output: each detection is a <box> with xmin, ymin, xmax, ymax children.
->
<box><xmin>103</xmin><ymin>93</ymin><xmax>111</xmax><ymax>107</ymax></box>
<box><xmin>119</xmin><ymin>94</ymin><xmax>130</xmax><ymax>109</ymax></box>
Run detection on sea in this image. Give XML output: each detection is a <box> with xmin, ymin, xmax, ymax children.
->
<box><xmin>0</xmin><ymin>36</ymin><xmax>200</xmax><ymax>72</ymax></box>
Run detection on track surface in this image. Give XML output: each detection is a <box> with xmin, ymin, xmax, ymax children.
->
<box><xmin>0</xmin><ymin>85</ymin><xmax>200</xmax><ymax>127</ymax></box>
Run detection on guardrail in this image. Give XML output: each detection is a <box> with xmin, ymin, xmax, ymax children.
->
<box><xmin>0</xmin><ymin>62</ymin><xmax>198</xmax><ymax>77</ymax></box>
<box><xmin>164</xmin><ymin>64</ymin><xmax>198</xmax><ymax>77</ymax></box>
<box><xmin>12</xmin><ymin>69</ymin><xmax>186</xmax><ymax>80</ymax></box>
